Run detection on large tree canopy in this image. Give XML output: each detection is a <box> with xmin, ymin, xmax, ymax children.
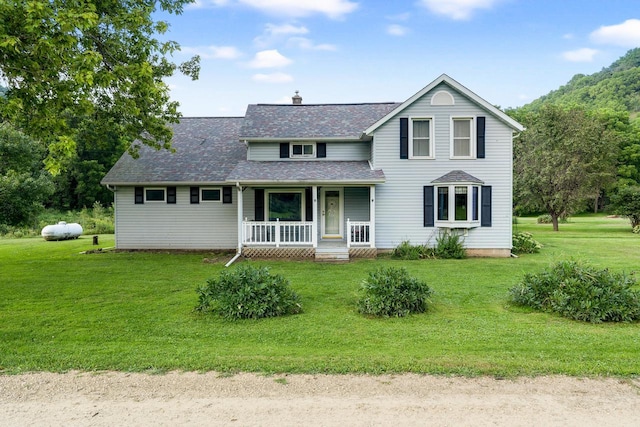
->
<box><xmin>513</xmin><ymin>105</ymin><xmax>618</xmax><ymax>231</ymax></box>
<box><xmin>0</xmin><ymin>123</ymin><xmax>54</xmax><ymax>226</ymax></box>
<box><xmin>0</xmin><ymin>0</ymin><xmax>199</xmax><ymax>173</ymax></box>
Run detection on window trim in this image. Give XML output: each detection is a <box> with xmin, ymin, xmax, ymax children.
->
<box><xmin>201</xmin><ymin>187</ymin><xmax>222</xmax><ymax>202</ymax></box>
<box><xmin>450</xmin><ymin>116</ymin><xmax>476</xmax><ymax>159</ymax></box>
<box><xmin>409</xmin><ymin>117</ymin><xmax>435</xmax><ymax>159</ymax></box>
<box><xmin>290</xmin><ymin>142</ymin><xmax>316</xmax><ymax>158</ymax></box>
<box><xmin>434</xmin><ymin>183</ymin><xmax>481</xmax><ymax>228</ymax></box>
<box><xmin>265</xmin><ymin>189</ymin><xmax>305</xmax><ymax>221</ymax></box>
<box><xmin>144</xmin><ymin>187</ymin><xmax>166</xmax><ymax>203</ymax></box>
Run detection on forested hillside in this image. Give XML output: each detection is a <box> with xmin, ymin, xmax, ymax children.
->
<box><xmin>509</xmin><ymin>48</ymin><xmax>640</xmax><ymax>219</ymax></box>
<box><xmin>526</xmin><ymin>48</ymin><xmax>640</xmax><ymax>120</ymax></box>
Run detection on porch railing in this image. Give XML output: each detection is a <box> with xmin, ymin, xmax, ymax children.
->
<box><xmin>347</xmin><ymin>219</ymin><xmax>372</xmax><ymax>247</ymax></box>
<box><xmin>242</xmin><ymin>219</ymin><xmax>314</xmax><ymax>247</ymax></box>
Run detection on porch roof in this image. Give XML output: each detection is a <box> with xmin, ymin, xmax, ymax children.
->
<box><xmin>227</xmin><ymin>160</ymin><xmax>385</xmax><ymax>184</ymax></box>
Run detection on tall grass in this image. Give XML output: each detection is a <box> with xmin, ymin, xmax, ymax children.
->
<box><xmin>0</xmin><ymin>214</ymin><xmax>638</xmax><ymax>376</ymax></box>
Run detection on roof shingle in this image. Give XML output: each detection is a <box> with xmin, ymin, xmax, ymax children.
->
<box><xmin>239</xmin><ymin>103</ymin><xmax>401</xmax><ymax>140</ymax></box>
<box><xmin>101</xmin><ymin>117</ymin><xmax>246</xmax><ymax>184</ymax></box>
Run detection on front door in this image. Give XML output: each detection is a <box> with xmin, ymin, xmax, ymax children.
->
<box><xmin>322</xmin><ymin>188</ymin><xmax>342</xmax><ymax>238</ymax></box>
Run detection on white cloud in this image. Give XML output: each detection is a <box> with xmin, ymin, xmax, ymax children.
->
<box><xmin>181</xmin><ymin>45</ymin><xmax>242</xmax><ymax>60</ymax></box>
<box><xmin>562</xmin><ymin>48</ymin><xmax>599</xmax><ymax>62</ymax></box>
<box><xmin>264</xmin><ymin>23</ymin><xmax>309</xmax><ymax>36</ymax></box>
<box><xmin>252</xmin><ymin>72</ymin><xmax>294</xmax><ymax>83</ymax></box>
<box><xmin>238</xmin><ymin>0</ymin><xmax>358</xmax><ymax>19</ymax></box>
<box><xmin>287</xmin><ymin>37</ymin><xmax>337</xmax><ymax>51</ymax></box>
<box><xmin>249</xmin><ymin>49</ymin><xmax>293</xmax><ymax>68</ymax></box>
<box><xmin>419</xmin><ymin>0</ymin><xmax>499</xmax><ymax>21</ymax></box>
<box><xmin>386</xmin><ymin>12</ymin><xmax>411</xmax><ymax>21</ymax></box>
<box><xmin>387</xmin><ymin>24</ymin><xmax>409</xmax><ymax>36</ymax></box>
<box><xmin>590</xmin><ymin>19</ymin><xmax>640</xmax><ymax>47</ymax></box>
<box><xmin>254</xmin><ymin>23</ymin><xmax>309</xmax><ymax>48</ymax></box>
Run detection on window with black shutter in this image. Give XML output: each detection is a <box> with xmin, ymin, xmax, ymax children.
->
<box><xmin>190</xmin><ymin>187</ymin><xmax>199</xmax><ymax>204</ymax></box>
<box><xmin>167</xmin><ymin>186</ymin><xmax>177</xmax><ymax>204</ymax></box>
<box><xmin>476</xmin><ymin>116</ymin><xmax>486</xmax><ymax>159</ymax></box>
<box><xmin>134</xmin><ymin>186</ymin><xmax>144</xmax><ymax>204</ymax></box>
<box><xmin>400</xmin><ymin>117</ymin><xmax>408</xmax><ymax>159</ymax></box>
<box><xmin>223</xmin><ymin>186</ymin><xmax>232</xmax><ymax>204</ymax></box>
<box><xmin>254</xmin><ymin>189</ymin><xmax>264</xmax><ymax>221</ymax></box>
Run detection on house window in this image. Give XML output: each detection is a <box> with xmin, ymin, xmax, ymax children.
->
<box><xmin>410</xmin><ymin>118</ymin><xmax>434</xmax><ymax>158</ymax></box>
<box><xmin>268</xmin><ymin>191</ymin><xmax>302</xmax><ymax>221</ymax></box>
<box><xmin>145</xmin><ymin>188</ymin><xmax>165</xmax><ymax>202</ymax></box>
<box><xmin>451</xmin><ymin>117</ymin><xmax>475</xmax><ymax>158</ymax></box>
<box><xmin>290</xmin><ymin>143</ymin><xmax>315</xmax><ymax>158</ymax></box>
<box><xmin>435</xmin><ymin>184</ymin><xmax>480</xmax><ymax>227</ymax></box>
<box><xmin>201</xmin><ymin>188</ymin><xmax>221</xmax><ymax>202</ymax></box>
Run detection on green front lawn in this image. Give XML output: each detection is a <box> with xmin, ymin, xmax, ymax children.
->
<box><xmin>1</xmin><ymin>215</ymin><xmax>639</xmax><ymax>376</ymax></box>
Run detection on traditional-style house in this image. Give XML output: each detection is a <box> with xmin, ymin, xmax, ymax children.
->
<box><xmin>102</xmin><ymin>74</ymin><xmax>524</xmax><ymax>261</ymax></box>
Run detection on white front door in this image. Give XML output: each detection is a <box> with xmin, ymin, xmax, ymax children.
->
<box><xmin>322</xmin><ymin>188</ymin><xmax>343</xmax><ymax>238</ymax></box>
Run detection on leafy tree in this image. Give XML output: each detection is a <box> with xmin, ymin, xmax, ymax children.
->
<box><xmin>610</xmin><ymin>186</ymin><xmax>640</xmax><ymax>230</ymax></box>
<box><xmin>514</xmin><ymin>105</ymin><xmax>618</xmax><ymax>231</ymax></box>
<box><xmin>0</xmin><ymin>0</ymin><xmax>199</xmax><ymax>173</ymax></box>
<box><xmin>0</xmin><ymin>124</ymin><xmax>54</xmax><ymax>226</ymax></box>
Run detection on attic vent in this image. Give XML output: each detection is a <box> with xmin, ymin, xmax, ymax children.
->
<box><xmin>292</xmin><ymin>90</ymin><xmax>302</xmax><ymax>105</ymax></box>
<box><xmin>431</xmin><ymin>90</ymin><xmax>454</xmax><ymax>106</ymax></box>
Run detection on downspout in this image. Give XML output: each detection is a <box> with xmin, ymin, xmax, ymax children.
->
<box><xmin>225</xmin><ymin>182</ymin><xmax>243</xmax><ymax>267</ymax></box>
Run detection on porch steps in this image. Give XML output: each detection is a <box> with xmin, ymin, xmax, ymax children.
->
<box><xmin>315</xmin><ymin>246</ymin><xmax>349</xmax><ymax>262</ymax></box>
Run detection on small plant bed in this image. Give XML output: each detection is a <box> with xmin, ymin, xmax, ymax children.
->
<box><xmin>357</xmin><ymin>266</ymin><xmax>432</xmax><ymax>317</ymax></box>
<box><xmin>196</xmin><ymin>264</ymin><xmax>302</xmax><ymax>320</ymax></box>
<box><xmin>392</xmin><ymin>231</ymin><xmax>466</xmax><ymax>260</ymax></box>
<box><xmin>509</xmin><ymin>260</ymin><xmax>640</xmax><ymax>323</ymax></box>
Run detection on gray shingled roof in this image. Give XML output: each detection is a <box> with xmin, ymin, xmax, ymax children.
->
<box><xmin>240</xmin><ymin>103</ymin><xmax>401</xmax><ymax>140</ymax></box>
<box><xmin>432</xmin><ymin>170</ymin><xmax>484</xmax><ymax>184</ymax></box>
<box><xmin>227</xmin><ymin>161</ymin><xmax>385</xmax><ymax>184</ymax></box>
<box><xmin>101</xmin><ymin>117</ymin><xmax>246</xmax><ymax>184</ymax></box>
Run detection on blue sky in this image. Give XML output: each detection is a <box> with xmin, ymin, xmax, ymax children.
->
<box><xmin>160</xmin><ymin>0</ymin><xmax>640</xmax><ymax>117</ymax></box>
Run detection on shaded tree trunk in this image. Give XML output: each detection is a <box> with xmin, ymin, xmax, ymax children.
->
<box><xmin>551</xmin><ymin>213</ymin><xmax>560</xmax><ymax>231</ymax></box>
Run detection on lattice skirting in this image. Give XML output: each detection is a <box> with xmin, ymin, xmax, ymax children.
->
<box><xmin>349</xmin><ymin>247</ymin><xmax>378</xmax><ymax>258</ymax></box>
<box><xmin>243</xmin><ymin>247</ymin><xmax>315</xmax><ymax>259</ymax></box>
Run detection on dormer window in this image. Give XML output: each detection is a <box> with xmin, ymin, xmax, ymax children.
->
<box><xmin>290</xmin><ymin>142</ymin><xmax>315</xmax><ymax>158</ymax></box>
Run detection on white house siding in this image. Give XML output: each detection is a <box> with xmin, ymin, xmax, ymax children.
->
<box><xmin>344</xmin><ymin>187</ymin><xmax>370</xmax><ymax>222</ymax></box>
<box><xmin>371</xmin><ymin>84</ymin><xmax>513</xmax><ymax>251</ymax></box>
<box><xmin>114</xmin><ymin>186</ymin><xmax>237</xmax><ymax>249</ymax></box>
<box><xmin>247</xmin><ymin>141</ymin><xmax>371</xmax><ymax>161</ymax></box>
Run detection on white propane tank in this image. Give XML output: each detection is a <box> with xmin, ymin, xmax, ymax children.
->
<box><xmin>41</xmin><ymin>221</ymin><xmax>83</xmax><ymax>241</ymax></box>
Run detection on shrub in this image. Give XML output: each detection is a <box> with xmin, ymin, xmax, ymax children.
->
<box><xmin>392</xmin><ymin>240</ymin><xmax>433</xmax><ymax>260</ymax></box>
<box><xmin>358</xmin><ymin>267</ymin><xmax>432</xmax><ymax>317</ymax></box>
<box><xmin>434</xmin><ymin>231</ymin><xmax>466</xmax><ymax>259</ymax></box>
<box><xmin>512</xmin><ymin>232</ymin><xmax>543</xmax><ymax>254</ymax></box>
<box><xmin>509</xmin><ymin>260</ymin><xmax>640</xmax><ymax>323</ymax></box>
<box><xmin>537</xmin><ymin>214</ymin><xmax>569</xmax><ymax>224</ymax></box>
<box><xmin>196</xmin><ymin>264</ymin><xmax>302</xmax><ymax>320</ymax></box>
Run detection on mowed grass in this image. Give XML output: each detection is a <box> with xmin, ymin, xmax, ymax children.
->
<box><xmin>1</xmin><ymin>215</ymin><xmax>639</xmax><ymax>377</ymax></box>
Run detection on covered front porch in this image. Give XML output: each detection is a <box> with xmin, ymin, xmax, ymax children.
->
<box><xmin>227</xmin><ymin>160</ymin><xmax>385</xmax><ymax>260</ymax></box>
<box><xmin>236</xmin><ymin>185</ymin><xmax>377</xmax><ymax>260</ymax></box>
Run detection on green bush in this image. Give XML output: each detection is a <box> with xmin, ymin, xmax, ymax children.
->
<box><xmin>358</xmin><ymin>267</ymin><xmax>432</xmax><ymax>317</ymax></box>
<box><xmin>196</xmin><ymin>264</ymin><xmax>302</xmax><ymax>320</ymax></box>
<box><xmin>392</xmin><ymin>240</ymin><xmax>433</xmax><ymax>260</ymax></box>
<box><xmin>512</xmin><ymin>232</ymin><xmax>543</xmax><ymax>254</ymax></box>
<box><xmin>537</xmin><ymin>214</ymin><xmax>569</xmax><ymax>224</ymax></box>
<box><xmin>509</xmin><ymin>260</ymin><xmax>640</xmax><ymax>323</ymax></box>
<box><xmin>434</xmin><ymin>231</ymin><xmax>466</xmax><ymax>259</ymax></box>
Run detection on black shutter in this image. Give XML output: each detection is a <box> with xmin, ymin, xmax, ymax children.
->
<box><xmin>254</xmin><ymin>189</ymin><xmax>264</xmax><ymax>221</ymax></box>
<box><xmin>222</xmin><ymin>186</ymin><xmax>232</xmax><ymax>204</ymax></box>
<box><xmin>167</xmin><ymin>186</ymin><xmax>177</xmax><ymax>204</ymax></box>
<box><xmin>305</xmin><ymin>187</ymin><xmax>313</xmax><ymax>221</ymax></box>
<box><xmin>317</xmin><ymin>142</ymin><xmax>326</xmax><ymax>158</ymax></box>
<box><xmin>400</xmin><ymin>118</ymin><xmax>408</xmax><ymax>159</ymax></box>
<box><xmin>190</xmin><ymin>186</ymin><xmax>199</xmax><ymax>204</ymax></box>
<box><xmin>134</xmin><ymin>186</ymin><xmax>144</xmax><ymax>204</ymax></box>
<box><xmin>476</xmin><ymin>116</ymin><xmax>486</xmax><ymax>159</ymax></box>
<box><xmin>280</xmin><ymin>143</ymin><xmax>289</xmax><ymax>159</ymax></box>
<box><xmin>423</xmin><ymin>186</ymin><xmax>434</xmax><ymax>227</ymax></box>
<box><xmin>481</xmin><ymin>186</ymin><xmax>492</xmax><ymax>227</ymax></box>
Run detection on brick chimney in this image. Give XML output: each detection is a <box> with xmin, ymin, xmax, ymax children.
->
<box><xmin>292</xmin><ymin>90</ymin><xmax>302</xmax><ymax>105</ymax></box>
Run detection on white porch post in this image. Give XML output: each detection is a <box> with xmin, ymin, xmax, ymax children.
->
<box><xmin>312</xmin><ymin>185</ymin><xmax>318</xmax><ymax>248</ymax></box>
<box><xmin>236</xmin><ymin>184</ymin><xmax>243</xmax><ymax>252</ymax></box>
<box><xmin>370</xmin><ymin>185</ymin><xmax>376</xmax><ymax>248</ymax></box>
